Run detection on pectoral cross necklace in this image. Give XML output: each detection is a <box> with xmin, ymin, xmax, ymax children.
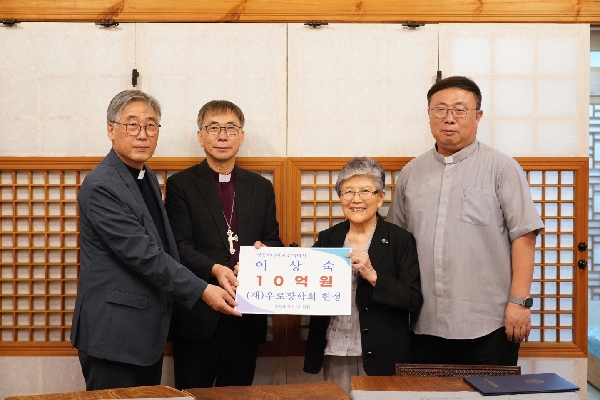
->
<box><xmin>223</xmin><ymin>194</ymin><xmax>238</xmax><ymax>254</ymax></box>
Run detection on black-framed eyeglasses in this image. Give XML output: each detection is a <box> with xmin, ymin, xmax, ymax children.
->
<box><xmin>111</xmin><ymin>122</ymin><xmax>161</xmax><ymax>137</ymax></box>
<box><xmin>339</xmin><ymin>188</ymin><xmax>380</xmax><ymax>200</ymax></box>
<box><xmin>203</xmin><ymin>123</ymin><xmax>242</xmax><ymax>137</ymax></box>
<box><xmin>429</xmin><ymin>107</ymin><xmax>478</xmax><ymax>119</ymax></box>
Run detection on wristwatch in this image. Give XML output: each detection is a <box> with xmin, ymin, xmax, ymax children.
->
<box><xmin>509</xmin><ymin>295</ymin><xmax>533</xmax><ymax>308</ymax></box>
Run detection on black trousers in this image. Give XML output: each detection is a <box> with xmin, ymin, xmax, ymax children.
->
<box><xmin>413</xmin><ymin>327</ymin><xmax>520</xmax><ymax>365</ymax></box>
<box><xmin>172</xmin><ymin>314</ymin><xmax>260</xmax><ymax>389</ymax></box>
<box><xmin>78</xmin><ymin>350</ymin><xmax>163</xmax><ymax>390</ymax></box>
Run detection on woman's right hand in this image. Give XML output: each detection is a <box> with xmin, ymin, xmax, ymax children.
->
<box><xmin>347</xmin><ymin>250</ymin><xmax>377</xmax><ymax>286</ymax></box>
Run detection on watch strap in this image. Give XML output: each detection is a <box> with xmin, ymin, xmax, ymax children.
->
<box><xmin>509</xmin><ymin>295</ymin><xmax>533</xmax><ymax>308</ymax></box>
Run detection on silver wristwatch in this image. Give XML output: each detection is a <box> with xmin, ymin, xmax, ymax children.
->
<box><xmin>509</xmin><ymin>295</ymin><xmax>533</xmax><ymax>308</ymax></box>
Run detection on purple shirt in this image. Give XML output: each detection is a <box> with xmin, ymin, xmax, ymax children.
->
<box><xmin>211</xmin><ymin>168</ymin><xmax>239</xmax><ymax>268</ymax></box>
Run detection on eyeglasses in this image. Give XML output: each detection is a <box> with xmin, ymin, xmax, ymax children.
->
<box><xmin>339</xmin><ymin>189</ymin><xmax>380</xmax><ymax>200</ymax></box>
<box><xmin>203</xmin><ymin>123</ymin><xmax>242</xmax><ymax>137</ymax></box>
<box><xmin>429</xmin><ymin>107</ymin><xmax>477</xmax><ymax>119</ymax></box>
<box><xmin>111</xmin><ymin>122</ymin><xmax>160</xmax><ymax>137</ymax></box>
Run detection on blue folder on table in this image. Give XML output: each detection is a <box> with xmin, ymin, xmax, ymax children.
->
<box><xmin>464</xmin><ymin>373</ymin><xmax>579</xmax><ymax>396</ymax></box>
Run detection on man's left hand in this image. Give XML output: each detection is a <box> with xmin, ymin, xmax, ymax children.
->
<box><xmin>232</xmin><ymin>242</ymin><xmax>266</xmax><ymax>277</ymax></box>
<box><xmin>504</xmin><ymin>302</ymin><xmax>531</xmax><ymax>343</ymax></box>
<box><xmin>212</xmin><ymin>264</ymin><xmax>239</xmax><ymax>298</ymax></box>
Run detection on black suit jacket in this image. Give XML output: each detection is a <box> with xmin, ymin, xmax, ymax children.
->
<box><xmin>71</xmin><ymin>149</ymin><xmax>206</xmax><ymax>366</ymax></box>
<box><xmin>165</xmin><ymin>159</ymin><xmax>283</xmax><ymax>341</ymax></box>
<box><xmin>303</xmin><ymin>215</ymin><xmax>423</xmax><ymax>376</ymax></box>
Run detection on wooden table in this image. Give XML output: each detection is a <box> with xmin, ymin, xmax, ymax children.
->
<box><xmin>5</xmin><ymin>385</ymin><xmax>191</xmax><ymax>400</ymax></box>
<box><xmin>187</xmin><ymin>381</ymin><xmax>350</xmax><ymax>399</ymax></box>
<box><xmin>351</xmin><ymin>376</ymin><xmax>475</xmax><ymax>392</ymax></box>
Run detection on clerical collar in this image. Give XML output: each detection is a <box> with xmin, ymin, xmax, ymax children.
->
<box><xmin>125</xmin><ymin>163</ymin><xmax>146</xmax><ymax>180</ymax></box>
<box><xmin>211</xmin><ymin>167</ymin><xmax>235</xmax><ymax>183</ymax></box>
<box><xmin>219</xmin><ymin>173</ymin><xmax>231</xmax><ymax>182</ymax></box>
<box><xmin>433</xmin><ymin>139</ymin><xmax>478</xmax><ymax>165</ymax></box>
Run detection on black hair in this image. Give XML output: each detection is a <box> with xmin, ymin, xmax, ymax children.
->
<box><xmin>427</xmin><ymin>76</ymin><xmax>482</xmax><ymax>109</ymax></box>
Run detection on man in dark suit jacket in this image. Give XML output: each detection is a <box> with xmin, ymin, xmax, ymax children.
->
<box><xmin>71</xmin><ymin>90</ymin><xmax>241</xmax><ymax>391</ymax></box>
<box><xmin>165</xmin><ymin>100</ymin><xmax>283</xmax><ymax>389</ymax></box>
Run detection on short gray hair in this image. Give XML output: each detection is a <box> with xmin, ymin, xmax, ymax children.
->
<box><xmin>335</xmin><ymin>157</ymin><xmax>385</xmax><ymax>196</ymax></box>
<box><xmin>197</xmin><ymin>100</ymin><xmax>245</xmax><ymax>130</ymax></box>
<box><xmin>107</xmin><ymin>90</ymin><xmax>162</xmax><ymax>124</ymax></box>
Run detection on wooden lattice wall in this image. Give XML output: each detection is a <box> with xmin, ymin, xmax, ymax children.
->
<box><xmin>0</xmin><ymin>157</ymin><xmax>589</xmax><ymax>358</ymax></box>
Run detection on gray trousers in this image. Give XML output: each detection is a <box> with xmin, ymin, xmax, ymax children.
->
<box><xmin>323</xmin><ymin>355</ymin><xmax>367</xmax><ymax>394</ymax></box>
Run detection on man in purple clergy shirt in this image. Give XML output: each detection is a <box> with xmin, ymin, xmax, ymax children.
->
<box><xmin>165</xmin><ymin>100</ymin><xmax>283</xmax><ymax>389</ymax></box>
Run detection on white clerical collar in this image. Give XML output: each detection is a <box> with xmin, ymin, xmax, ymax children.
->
<box><xmin>137</xmin><ymin>169</ymin><xmax>145</xmax><ymax>180</ymax></box>
<box><xmin>219</xmin><ymin>173</ymin><xmax>232</xmax><ymax>183</ymax></box>
<box><xmin>434</xmin><ymin>139</ymin><xmax>479</xmax><ymax>165</ymax></box>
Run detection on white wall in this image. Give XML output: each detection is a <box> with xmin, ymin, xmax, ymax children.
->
<box><xmin>439</xmin><ymin>23</ymin><xmax>589</xmax><ymax>157</ymax></box>
<box><xmin>0</xmin><ymin>23</ymin><xmax>588</xmax><ymax>158</ymax></box>
<box><xmin>287</xmin><ymin>23</ymin><xmax>438</xmax><ymax>156</ymax></box>
<box><xmin>135</xmin><ymin>23</ymin><xmax>288</xmax><ymax>157</ymax></box>
<box><xmin>0</xmin><ymin>23</ymin><xmax>134</xmax><ymax>156</ymax></box>
<box><xmin>0</xmin><ymin>23</ymin><xmax>288</xmax><ymax>158</ymax></box>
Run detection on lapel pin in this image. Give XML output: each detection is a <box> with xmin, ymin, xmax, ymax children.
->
<box><xmin>381</xmin><ymin>239</ymin><xmax>388</xmax><ymax>244</ymax></box>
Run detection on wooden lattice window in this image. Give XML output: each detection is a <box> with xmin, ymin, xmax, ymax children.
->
<box><xmin>589</xmin><ymin>102</ymin><xmax>600</xmax><ymax>300</ymax></box>
<box><xmin>293</xmin><ymin>158</ymin><xmax>410</xmax><ymax>248</ymax></box>
<box><xmin>287</xmin><ymin>157</ymin><xmax>588</xmax><ymax>358</ymax></box>
<box><xmin>518</xmin><ymin>159</ymin><xmax>589</xmax><ymax>357</ymax></box>
<box><xmin>0</xmin><ymin>156</ymin><xmax>588</xmax><ymax>358</ymax></box>
<box><xmin>0</xmin><ymin>157</ymin><xmax>286</xmax><ymax>356</ymax></box>
<box><xmin>1</xmin><ymin>170</ymin><xmax>83</xmax><ymax>345</ymax></box>
<box><xmin>528</xmin><ymin>169</ymin><xmax>576</xmax><ymax>343</ymax></box>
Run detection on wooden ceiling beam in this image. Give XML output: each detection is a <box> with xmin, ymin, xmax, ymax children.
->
<box><xmin>1</xmin><ymin>0</ymin><xmax>599</xmax><ymax>24</ymax></box>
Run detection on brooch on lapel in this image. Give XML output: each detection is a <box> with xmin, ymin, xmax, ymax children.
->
<box><xmin>381</xmin><ymin>239</ymin><xmax>388</xmax><ymax>244</ymax></box>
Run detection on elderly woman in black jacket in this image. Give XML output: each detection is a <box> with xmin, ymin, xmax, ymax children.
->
<box><xmin>303</xmin><ymin>157</ymin><xmax>423</xmax><ymax>393</ymax></box>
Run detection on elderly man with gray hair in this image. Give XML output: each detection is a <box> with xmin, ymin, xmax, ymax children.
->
<box><xmin>303</xmin><ymin>157</ymin><xmax>423</xmax><ymax>393</ymax></box>
<box><xmin>71</xmin><ymin>90</ymin><xmax>240</xmax><ymax>390</ymax></box>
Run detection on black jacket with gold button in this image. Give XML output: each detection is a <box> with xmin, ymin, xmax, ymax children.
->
<box><xmin>303</xmin><ymin>215</ymin><xmax>423</xmax><ymax>376</ymax></box>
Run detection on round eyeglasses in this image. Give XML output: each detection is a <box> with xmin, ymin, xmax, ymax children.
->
<box><xmin>111</xmin><ymin>122</ymin><xmax>160</xmax><ymax>137</ymax></box>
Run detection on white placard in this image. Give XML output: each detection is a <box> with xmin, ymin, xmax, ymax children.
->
<box><xmin>235</xmin><ymin>246</ymin><xmax>352</xmax><ymax>315</ymax></box>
